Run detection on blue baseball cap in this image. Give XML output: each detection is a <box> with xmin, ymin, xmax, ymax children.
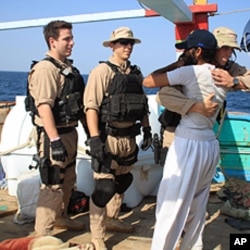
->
<box><xmin>175</xmin><ymin>29</ymin><xmax>217</xmax><ymax>50</ymax></box>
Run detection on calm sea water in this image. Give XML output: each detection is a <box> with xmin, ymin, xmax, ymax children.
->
<box><xmin>0</xmin><ymin>70</ymin><xmax>249</xmax><ymax>113</ymax></box>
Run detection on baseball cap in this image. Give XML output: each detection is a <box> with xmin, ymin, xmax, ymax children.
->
<box><xmin>103</xmin><ymin>26</ymin><xmax>141</xmax><ymax>47</ymax></box>
<box><xmin>175</xmin><ymin>29</ymin><xmax>217</xmax><ymax>50</ymax></box>
<box><xmin>213</xmin><ymin>27</ymin><xmax>241</xmax><ymax>51</ymax></box>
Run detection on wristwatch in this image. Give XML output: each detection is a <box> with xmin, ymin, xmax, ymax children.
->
<box><xmin>233</xmin><ymin>77</ymin><xmax>239</xmax><ymax>88</ymax></box>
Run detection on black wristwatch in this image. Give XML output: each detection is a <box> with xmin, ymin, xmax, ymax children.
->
<box><xmin>233</xmin><ymin>77</ymin><xmax>239</xmax><ymax>88</ymax></box>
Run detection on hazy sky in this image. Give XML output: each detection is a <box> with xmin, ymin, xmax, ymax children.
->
<box><xmin>1</xmin><ymin>0</ymin><xmax>250</xmax><ymax>75</ymax></box>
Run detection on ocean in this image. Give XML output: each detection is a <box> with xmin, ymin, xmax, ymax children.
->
<box><xmin>0</xmin><ymin>70</ymin><xmax>250</xmax><ymax>113</ymax></box>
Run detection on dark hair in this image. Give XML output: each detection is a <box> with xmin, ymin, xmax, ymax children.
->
<box><xmin>43</xmin><ymin>20</ymin><xmax>72</xmax><ymax>48</ymax></box>
<box><xmin>201</xmin><ymin>48</ymin><xmax>216</xmax><ymax>63</ymax></box>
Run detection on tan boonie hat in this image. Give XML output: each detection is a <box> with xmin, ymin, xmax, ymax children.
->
<box><xmin>213</xmin><ymin>26</ymin><xmax>241</xmax><ymax>51</ymax></box>
<box><xmin>103</xmin><ymin>26</ymin><xmax>141</xmax><ymax>47</ymax></box>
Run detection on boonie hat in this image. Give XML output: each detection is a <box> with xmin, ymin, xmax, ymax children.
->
<box><xmin>103</xmin><ymin>26</ymin><xmax>141</xmax><ymax>47</ymax></box>
<box><xmin>175</xmin><ymin>29</ymin><xmax>217</xmax><ymax>50</ymax></box>
<box><xmin>213</xmin><ymin>27</ymin><xmax>241</xmax><ymax>51</ymax></box>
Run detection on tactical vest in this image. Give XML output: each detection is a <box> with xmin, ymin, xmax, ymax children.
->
<box><xmin>100</xmin><ymin>61</ymin><xmax>148</xmax><ymax>123</ymax></box>
<box><xmin>25</xmin><ymin>57</ymin><xmax>85</xmax><ymax>126</ymax></box>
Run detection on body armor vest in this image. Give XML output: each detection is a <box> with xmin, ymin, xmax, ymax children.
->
<box><xmin>25</xmin><ymin>57</ymin><xmax>85</xmax><ymax>126</ymax></box>
<box><xmin>100</xmin><ymin>61</ymin><xmax>148</xmax><ymax>123</ymax></box>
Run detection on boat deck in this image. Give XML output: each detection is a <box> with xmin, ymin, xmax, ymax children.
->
<box><xmin>0</xmin><ymin>187</ymin><xmax>249</xmax><ymax>249</ymax></box>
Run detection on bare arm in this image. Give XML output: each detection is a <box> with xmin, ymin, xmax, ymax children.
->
<box><xmin>212</xmin><ymin>68</ymin><xmax>248</xmax><ymax>90</ymax></box>
<box><xmin>156</xmin><ymin>86</ymin><xmax>197</xmax><ymax>115</ymax></box>
<box><xmin>156</xmin><ymin>86</ymin><xmax>218</xmax><ymax>117</ymax></box>
<box><xmin>86</xmin><ymin>109</ymin><xmax>100</xmax><ymax>137</ymax></box>
<box><xmin>143</xmin><ymin>73</ymin><xmax>170</xmax><ymax>88</ymax></box>
<box><xmin>37</xmin><ymin>104</ymin><xmax>59</xmax><ymax>140</ymax></box>
<box><xmin>143</xmin><ymin>58</ymin><xmax>186</xmax><ymax>88</ymax></box>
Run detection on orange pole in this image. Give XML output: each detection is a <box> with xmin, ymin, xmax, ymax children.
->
<box><xmin>175</xmin><ymin>3</ymin><xmax>217</xmax><ymax>43</ymax></box>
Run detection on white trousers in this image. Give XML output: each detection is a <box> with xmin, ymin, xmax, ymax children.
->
<box><xmin>151</xmin><ymin>136</ymin><xmax>220</xmax><ymax>250</ymax></box>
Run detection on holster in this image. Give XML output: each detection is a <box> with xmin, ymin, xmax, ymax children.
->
<box><xmin>91</xmin><ymin>152</ymin><xmax>113</xmax><ymax>174</ymax></box>
<box><xmin>159</xmin><ymin>147</ymin><xmax>168</xmax><ymax>167</ymax></box>
<box><xmin>39</xmin><ymin>157</ymin><xmax>61</xmax><ymax>185</ymax></box>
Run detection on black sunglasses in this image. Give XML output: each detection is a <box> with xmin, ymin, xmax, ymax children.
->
<box><xmin>115</xmin><ymin>39</ymin><xmax>135</xmax><ymax>46</ymax></box>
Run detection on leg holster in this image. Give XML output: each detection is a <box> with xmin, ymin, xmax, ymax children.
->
<box><xmin>39</xmin><ymin>158</ymin><xmax>61</xmax><ymax>185</ymax></box>
<box><xmin>37</xmin><ymin>128</ymin><xmax>61</xmax><ymax>185</ymax></box>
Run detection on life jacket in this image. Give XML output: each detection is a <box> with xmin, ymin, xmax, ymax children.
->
<box><xmin>99</xmin><ymin>61</ymin><xmax>148</xmax><ymax>123</ymax></box>
<box><xmin>25</xmin><ymin>57</ymin><xmax>85</xmax><ymax>126</ymax></box>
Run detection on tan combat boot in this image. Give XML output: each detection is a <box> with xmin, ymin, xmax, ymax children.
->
<box><xmin>105</xmin><ymin>217</ymin><xmax>134</xmax><ymax>233</ymax></box>
<box><xmin>91</xmin><ymin>238</ymin><xmax>107</xmax><ymax>250</ymax></box>
<box><xmin>54</xmin><ymin>216</ymin><xmax>85</xmax><ymax>231</ymax></box>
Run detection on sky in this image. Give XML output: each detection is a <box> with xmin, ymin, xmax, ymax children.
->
<box><xmin>1</xmin><ymin>0</ymin><xmax>250</xmax><ymax>76</ymax></box>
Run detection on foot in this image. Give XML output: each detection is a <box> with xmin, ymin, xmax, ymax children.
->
<box><xmin>91</xmin><ymin>238</ymin><xmax>107</xmax><ymax>250</ymax></box>
<box><xmin>105</xmin><ymin>217</ymin><xmax>134</xmax><ymax>233</ymax></box>
<box><xmin>54</xmin><ymin>217</ymin><xmax>85</xmax><ymax>231</ymax></box>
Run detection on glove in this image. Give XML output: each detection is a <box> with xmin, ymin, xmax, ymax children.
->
<box><xmin>50</xmin><ymin>138</ymin><xmax>68</xmax><ymax>162</ymax></box>
<box><xmin>141</xmin><ymin>126</ymin><xmax>152</xmax><ymax>151</ymax></box>
<box><xmin>89</xmin><ymin>136</ymin><xmax>105</xmax><ymax>163</ymax></box>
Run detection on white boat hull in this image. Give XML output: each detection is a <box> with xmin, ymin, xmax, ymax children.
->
<box><xmin>0</xmin><ymin>95</ymin><xmax>162</xmax><ymax>208</ymax></box>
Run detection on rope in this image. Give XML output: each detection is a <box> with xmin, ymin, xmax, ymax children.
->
<box><xmin>0</xmin><ymin>126</ymin><xmax>36</xmax><ymax>156</ymax></box>
<box><xmin>215</xmin><ymin>109</ymin><xmax>232</xmax><ymax>182</ymax></box>
<box><xmin>211</xmin><ymin>8</ymin><xmax>250</xmax><ymax>17</ymax></box>
<box><xmin>0</xmin><ymin>126</ymin><xmax>90</xmax><ymax>157</ymax></box>
<box><xmin>77</xmin><ymin>145</ymin><xmax>90</xmax><ymax>157</ymax></box>
<box><xmin>216</xmin><ymin>109</ymin><xmax>227</xmax><ymax>139</ymax></box>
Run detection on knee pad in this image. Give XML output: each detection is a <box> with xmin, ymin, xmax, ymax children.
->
<box><xmin>91</xmin><ymin>179</ymin><xmax>116</xmax><ymax>207</ymax></box>
<box><xmin>115</xmin><ymin>173</ymin><xmax>133</xmax><ymax>194</ymax></box>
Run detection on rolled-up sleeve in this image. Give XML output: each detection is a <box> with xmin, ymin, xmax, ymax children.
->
<box><xmin>156</xmin><ymin>86</ymin><xmax>197</xmax><ymax>115</ymax></box>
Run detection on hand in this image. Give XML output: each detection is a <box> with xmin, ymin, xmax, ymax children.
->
<box><xmin>202</xmin><ymin>93</ymin><xmax>219</xmax><ymax>117</ymax></box>
<box><xmin>141</xmin><ymin>127</ymin><xmax>152</xmax><ymax>151</ymax></box>
<box><xmin>189</xmin><ymin>93</ymin><xmax>218</xmax><ymax>117</ymax></box>
<box><xmin>89</xmin><ymin>136</ymin><xmax>105</xmax><ymax>162</ymax></box>
<box><xmin>211</xmin><ymin>68</ymin><xmax>233</xmax><ymax>88</ymax></box>
<box><xmin>50</xmin><ymin>138</ymin><xmax>68</xmax><ymax>162</ymax></box>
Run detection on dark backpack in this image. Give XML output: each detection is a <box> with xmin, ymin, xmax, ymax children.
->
<box><xmin>67</xmin><ymin>190</ymin><xmax>89</xmax><ymax>214</ymax></box>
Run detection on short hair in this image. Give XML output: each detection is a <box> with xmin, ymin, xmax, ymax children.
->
<box><xmin>43</xmin><ymin>20</ymin><xmax>72</xmax><ymax>48</ymax></box>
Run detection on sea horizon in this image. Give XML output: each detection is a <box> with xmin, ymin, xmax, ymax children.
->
<box><xmin>0</xmin><ymin>70</ymin><xmax>250</xmax><ymax>113</ymax></box>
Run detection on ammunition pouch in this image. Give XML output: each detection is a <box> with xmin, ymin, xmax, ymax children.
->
<box><xmin>53</xmin><ymin>92</ymin><xmax>83</xmax><ymax>124</ymax></box>
<box><xmin>101</xmin><ymin>94</ymin><xmax>147</xmax><ymax>122</ymax></box>
<box><xmin>105</xmin><ymin>123</ymin><xmax>141</xmax><ymax>137</ymax></box>
<box><xmin>39</xmin><ymin>157</ymin><xmax>61</xmax><ymax>185</ymax></box>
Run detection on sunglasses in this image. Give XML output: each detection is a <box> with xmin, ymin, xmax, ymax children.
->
<box><xmin>116</xmin><ymin>39</ymin><xmax>135</xmax><ymax>46</ymax></box>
